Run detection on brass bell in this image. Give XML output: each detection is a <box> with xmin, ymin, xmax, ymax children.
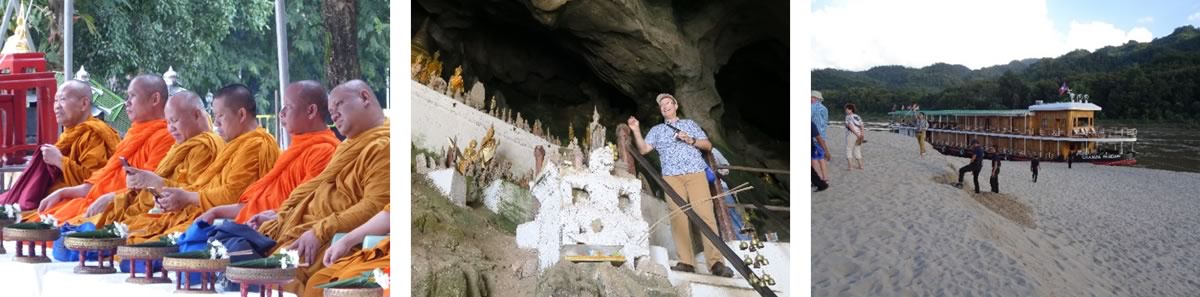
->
<box><xmin>755</xmin><ymin>254</ymin><xmax>767</xmax><ymax>266</ymax></box>
<box><xmin>766</xmin><ymin>274</ymin><xmax>776</xmax><ymax>286</ymax></box>
<box><xmin>753</xmin><ymin>261</ymin><xmax>761</xmax><ymax>268</ymax></box>
<box><xmin>743</xmin><ymin>255</ymin><xmax>753</xmax><ymax>264</ymax></box>
<box><xmin>739</xmin><ymin>241</ymin><xmax>749</xmax><ymax>250</ymax></box>
<box><xmin>757</xmin><ymin>240</ymin><xmax>766</xmax><ymax>249</ymax></box>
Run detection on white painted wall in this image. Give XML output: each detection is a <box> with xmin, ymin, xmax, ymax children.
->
<box><xmin>411</xmin><ymin>82</ymin><xmax>561</xmax><ymax>176</ymax></box>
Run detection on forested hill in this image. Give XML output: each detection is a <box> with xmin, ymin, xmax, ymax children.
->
<box><xmin>813</xmin><ymin>25</ymin><xmax>1200</xmax><ymax>121</ymax></box>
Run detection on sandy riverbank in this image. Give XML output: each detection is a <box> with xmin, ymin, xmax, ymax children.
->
<box><xmin>811</xmin><ymin>127</ymin><xmax>1200</xmax><ymax>296</ymax></box>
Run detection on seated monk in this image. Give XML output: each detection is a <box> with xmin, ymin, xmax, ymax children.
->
<box><xmin>87</xmin><ymin>91</ymin><xmax>224</xmax><ymax>227</ymax></box>
<box><xmin>194</xmin><ymin>80</ymin><xmax>339</xmax><ymax>227</ymax></box>
<box><xmin>0</xmin><ymin>80</ymin><xmax>119</xmax><ymax>211</ymax></box>
<box><xmin>117</xmin><ymin>84</ymin><xmax>281</xmax><ymax>244</ymax></box>
<box><xmin>252</xmin><ymin>80</ymin><xmax>389</xmax><ymax>295</ymax></box>
<box><xmin>30</xmin><ymin>75</ymin><xmax>176</xmax><ymax>223</ymax></box>
<box><xmin>305</xmin><ymin>204</ymin><xmax>390</xmax><ymax>297</ymax></box>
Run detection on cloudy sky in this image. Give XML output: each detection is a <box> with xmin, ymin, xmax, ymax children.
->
<box><xmin>811</xmin><ymin>0</ymin><xmax>1200</xmax><ymax>71</ymax></box>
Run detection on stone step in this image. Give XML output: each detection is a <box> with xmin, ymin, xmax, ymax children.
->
<box><xmin>668</xmin><ymin>269</ymin><xmax>762</xmax><ymax>297</ymax></box>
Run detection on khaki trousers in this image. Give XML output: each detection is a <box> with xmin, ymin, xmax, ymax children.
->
<box><xmin>664</xmin><ymin>172</ymin><xmax>721</xmax><ymax>268</ymax></box>
<box><xmin>917</xmin><ymin>131</ymin><xmax>926</xmax><ymax>154</ymax></box>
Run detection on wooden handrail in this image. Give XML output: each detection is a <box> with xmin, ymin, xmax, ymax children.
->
<box><xmin>715</xmin><ymin>165</ymin><xmax>790</xmax><ymax>175</ymax></box>
<box><xmin>627</xmin><ymin>142</ymin><xmax>778</xmax><ymax>297</ymax></box>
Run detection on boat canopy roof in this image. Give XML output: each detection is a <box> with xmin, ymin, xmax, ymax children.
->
<box><xmin>889</xmin><ymin>109</ymin><xmax>1033</xmax><ymax>117</ymax></box>
<box><xmin>1028</xmin><ymin>102</ymin><xmax>1102</xmax><ymax>111</ymax></box>
<box><xmin>889</xmin><ymin>101</ymin><xmax>1102</xmax><ymax>117</ymax></box>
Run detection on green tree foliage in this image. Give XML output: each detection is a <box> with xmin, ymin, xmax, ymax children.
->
<box><xmin>15</xmin><ymin>0</ymin><xmax>389</xmax><ymax>120</ymax></box>
<box><xmin>813</xmin><ymin>25</ymin><xmax>1200</xmax><ymax>121</ymax></box>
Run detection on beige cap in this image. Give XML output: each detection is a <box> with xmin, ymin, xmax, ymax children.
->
<box><xmin>811</xmin><ymin>90</ymin><xmax>823</xmax><ymax>101</ymax></box>
<box><xmin>656</xmin><ymin>93</ymin><xmax>676</xmax><ymax>104</ymax></box>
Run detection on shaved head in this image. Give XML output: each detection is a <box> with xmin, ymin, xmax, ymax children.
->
<box><xmin>165</xmin><ymin>91</ymin><xmax>210</xmax><ymax>143</ymax></box>
<box><xmin>54</xmin><ymin>80</ymin><xmax>94</xmax><ymax>127</ymax></box>
<box><xmin>212</xmin><ymin>84</ymin><xmax>259</xmax><ymax>141</ymax></box>
<box><xmin>60</xmin><ymin>80</ymin><xmax>93</xmax><ymax>100</ymax></box>
<box><xmin>329</xmin><ymin>80</ymin><xmax>385</xmax><ymax>138</ymax></box>
<box><xmin>126</xmin><ymin>74</ymin><xmax>168</xmax><ymax>122</ymax></box>
<box><xmin>281</xmin><ymin>80</ymin><xmax>331</xmax><ymax>135</ymax></box>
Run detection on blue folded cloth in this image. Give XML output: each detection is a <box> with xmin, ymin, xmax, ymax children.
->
<box><xmin>52</xmin><ymin>223</ymin><xmax>101</xmax><ymax>262</ymax></box>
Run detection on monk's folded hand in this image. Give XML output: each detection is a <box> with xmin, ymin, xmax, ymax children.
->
<box><xmin>157</xmin><ymin>188</ymin><xmax>199</xmax><ymax>212</ymax></box>
<box><xmin>323</xmin><ymin>237</ymin><xmax>354</xmax><ymax>267</ymax></box>
<box><xmin>84</xmin><ymin>192</ymin><xmax>118</xmax><ymax>218</ymax></box>
<box><xmin>126</xmin><ymin>168</ymin><xmax>165</xmax><ymax>189</ymax></box>
<box><xmin>246</xmin><ymin>210</ymin><xmax>278</xmax><ymax>230</ymax></box>
<box><xmin>41</xmin><ymin>144</ymin><xmax>64</xmax><ymax>169</ymax></box>
<box><xmin>289</xmin><ymin>230</ymin><xmax>321</xmax><ymax>266</ymax></box>
<box><xmin>195</xmin><ymin>209</ymin><xmax>217</xmax><ymax>225</ymax></box>
<box><xmin>38</xmin><ymin>189</ymin><xmax>67</xmax><ymax>213</ymax></box>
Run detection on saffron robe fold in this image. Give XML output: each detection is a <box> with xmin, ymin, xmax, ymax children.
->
<box><xmin>303</xmin><ymin>204</ymin><xmax>391</xmax><ymax>297</ymax></box>
<box><xmin>123</xmin><ymin>128</ymin><xmax>280</xmax><ymax>244</ymax></box>
<box><xmin>233</xmin><ymin>129</ymin><xmax>339</xmax><ymax>224</ymax></box>
<box><xmin>91</xmin><ymin>132</ymin><xmax>224</xmax><ymax>227</ymax></box>
<box><xmin>28</xmin><ymin>119</ymin><xmax>174</xmax><ymax>222</ymax></box>
<box><xmin>0</xmin><ymin>117</ymin><xmax>118</xmax><ymax>210</ymax></box>
<box><xmin>258</xmin><ymin>121</ymin><xmax>390</xmax><ymax>294</ymax></box>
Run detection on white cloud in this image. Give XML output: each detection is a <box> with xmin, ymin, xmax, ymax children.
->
<box><xmin>1189</xmin><ymin>12</ymin><xmax>1200</xmax><ymax>22</ymax></box>
<box><xmin>1136</xmin><ymin>16</ymin><xmax>1154</xmax><ymax>24</ymax></box>
<box><xmin>1064</xmin><ymin>22</ymin><xmax>1152</xmax><ymax>52</ymax></box>
<box><xmin>812</xmin><ymin>0</ymin><xmax>1157</xmax><ymax>70</ymax></box>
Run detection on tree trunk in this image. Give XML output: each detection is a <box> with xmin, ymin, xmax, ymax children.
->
<box><xmin>321</xmin><ymin>0</ymin><xmax>360</xmax><ymax>86</ymax></box>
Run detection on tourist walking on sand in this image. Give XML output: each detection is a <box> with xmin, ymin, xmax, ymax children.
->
<box><xmin>812</xmin><ymin>121</ymin><xmax>830</xmax><ymax>191</ymax></box>
<box><xmin>627</xmin><ymin>93</ymin><xmax>735</xmax><ymax>278</ymax></box>
<box><xmin>916</xmin><ymin>113</ymin><xmax>929</xmax><ymax>157</ymax></box>
<box><xmin>844</xmin><ymin>103</ymin><xmax>865</xmax><ymax>170</ymax></box>
<box><xmin>989</xmin><ymin>146</ymin><xmax>1002</xmax><ymax>193</ymax></box>
<box><xmin>1031</xmin><ymin>157</ymin><xmax>1040</xmax><ymax>183</ymax></box>
<box><xmin>955</xmin><ymin>139</ymin><xmax>984</xmax><ymax>193</ymax></box>
<box><xmin>812</xmin><ymin>91</ymin><xmax>831</xmax><ymax>181</ymax></box>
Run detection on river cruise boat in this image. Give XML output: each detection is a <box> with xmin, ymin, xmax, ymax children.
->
<box><xmin>888</xmin><ymin>101</ymin><xmax>1137</xmax><ymax>165</ymax></box>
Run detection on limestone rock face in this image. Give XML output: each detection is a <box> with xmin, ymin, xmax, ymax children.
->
<box><xmin>484</xmin><ymin>179</ymin><xmax>540</xmax><ymax>230</ymax></box>
<box><xmin>413</xmin><ymin>0</ymin><xmax>789</xmax><ymax>146</ymax></box>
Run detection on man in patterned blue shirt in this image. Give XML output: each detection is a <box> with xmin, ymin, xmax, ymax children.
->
<box><xmin>627</xmin><ymin>93</ymin><xmax>734</xmax><ymax>278</ymax></box>
<box><xmin>812</xmin><ymin>91</ymin><xmax>830</xmax><ymax>183</ymax></box>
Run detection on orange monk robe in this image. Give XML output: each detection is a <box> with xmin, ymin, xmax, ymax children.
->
<box><xmin>304</xmin><ymin>205</ymin><xmax>391</xmax><ymax>297</ymax></box>
<box><xmin>1</xmin><ymin>116</ymin><xmax>118</xmax><ymax>210</ymax></box>
<box><xmin>232</xmin><ymin>129</ymin><xmax>339</xmax><ymax>224</ymax></box>
<box><xmin>27</xmin><ymin>120</ymin><xmax>174</xmax><ymax>222</ymax></box>
<box><xmin>258</xmin><ymin>122</ymin><xmax>389</xmax><ymax>294</ymax></box>
<box><xmin>123</xmin><ymin>128</ymin><xmax>280</xmax><ymax>244</ymax></box>
<box><xmin>50</xmin><ymin>116</ymin><xmax>121</xmax><ymax>193</ymax></box>
<box><xmin>91</xmin><ymin>132</ymin><xmax>224</xmax><ymax>227</ymax></box>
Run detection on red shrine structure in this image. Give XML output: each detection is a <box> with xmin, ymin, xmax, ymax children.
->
<box><xmin>0</xmin><ymin>52</ymin><xmax>59</xmax><ymax>165</ymax></box>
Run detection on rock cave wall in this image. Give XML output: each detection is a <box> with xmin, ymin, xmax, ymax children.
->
<box><xmin>413</xmin><ymin>0</ymin><xmax>789</xmax><ymax>163</ymax></box>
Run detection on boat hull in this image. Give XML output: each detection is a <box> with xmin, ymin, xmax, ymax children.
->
<box><xmin>931</xmin><ymin>144</ymin><xmax>1136</xmax><ymax>165</ymax></box>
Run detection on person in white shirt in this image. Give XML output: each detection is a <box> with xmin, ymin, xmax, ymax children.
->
<box><xmin>844</xmin><ymin>103</ymin><xmax>865</xmax><ymax>170</ymax></box>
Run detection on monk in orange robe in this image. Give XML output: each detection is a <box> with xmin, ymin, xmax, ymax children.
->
<box><xmin>194</xmin><ymin>81</ymin><xmax>339</xmax><ymax>227</ymax></box>
<box><xmin>0</xmin><ymin>80</ymin><xmax>119</xmax><ymax>211</ymax></box>
<box><xmin>256</xmin><ymin>80</ymin><xmax>389</xmax><ymax>295</ymax></box>
<box><xmin>31</xmin><ymin>75</ymin><xmax>176</xmax><ymax>223</ymax></box>
<box><xmin>305</xmin><ymin>204</ymin><xmax>390</xmax><ymax>297</ymax></box>
<box><xmin>119</xmin><ymin>84</ymin><xmax>281</xmax><ymax>244</ymax></box>
<box><xmin>87</xmin><ymin>91</ymin><xmax>224</xmax><ymax>227</ymax></box>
